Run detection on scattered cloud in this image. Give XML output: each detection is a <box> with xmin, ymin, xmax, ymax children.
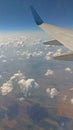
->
<box><xmin>45</xmin><ymin>69</ymin><xmax>54</xmax><ymax>76</ymax></box>
<box><xmin>18</xmin><ymin>78</ymin><xmax>39</xmax><ymax>97</ymax></box>
<box><xmin>45</xmin><ymin>51</ymin><xmax>53</xmax><ymax>60</ymax></box>
<box><xmin>0</xmin><ymin>55</ymin><xmax>6</xmax><ymax>59</ymax></box>
<box><xmin>46</xmin><ymin>52</ymin><xmax>53</xmax><ymax>56</ymax></box>
<box><xmin>2</xmin><ymin>59</ymin><xmax>7</xmax><ymax>63</ymax></box>
<box><xmin>69</xmin><ymin>88</ymin><xmax>73</xmax><ymax>91</ymax></box>
<box><xmin>0</xmin><ymin>32</ymin><xmax>51</xmax><ymax>47</ymax></box>
<box><xmin>46</xmin><ymin>88</ymin><xmax>59</xmax><ymax>98</ymax></box>
<box><xmin>0</xmin><ymin>81</ymin><xmax>13</xmax><ymax>96</ymax></box>
<box><xmin>0</xmin><ymin>54</ymin><xmax>7</xmax><ymax>63</ymax></box>
<box><xmin>19</xmin><ymin>97</ymin><xmax>25</xmax><ymax>101</ymax></box>
<box><xmin>0</xmin><ymin>71</ymin><xmax>40</xmax><ymax>97</ymax></box>
<box><xmin>16</xmin><ymin>51</ymin><xmax>32</xmax><ymax>59</ymax></box>
<box><xmin>70</xmin><ymin>98</ymin><xmax>73</xmax><ymax>104</ymax></box>
<box><xmin>53</xmin><ymin>48</ymin><xmax>62</xmax><ymax>57</ymax></box>
<box><xmin>32</xmin><ymin>51</ymin><xmax>44</xmax><ymax>57</ymax></box>
<box><xmin>65</xmin><ymin>67</ymin><xmax>72</xmax><ymax>73</ymax></box>
<box><xmin>10</xmin><ymin>71</ymin><xmax>25</xmax><ymax>82</ymax></box>
<box><xmin>45</xmin><ymin>56</ymin><xmax>51</xmax><ymax>60</ymax></box>
<box><xmin>16</xmin><ymin>50</ymin><xmax>44</xmax><ymax>59</ymax></box>
<box><xmin>62</xmin><ymin>95</ymin><xmax>67</xmax><ymax>101</ymax></box>
<box><xmin>0</xmin><ymin>75</ymin><xmax>2</xmax><ymax>79</ymax></box>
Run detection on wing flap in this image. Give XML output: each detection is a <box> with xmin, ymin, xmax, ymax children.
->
<box><xmin>54</xmin><ymin>53</ymin><xmax>73</xmax><ymax>61</ymax></box>
<box><xmin>43</xmin><ymin>40</ymin><xmax>63</xmax><ymax>46</ymax></box>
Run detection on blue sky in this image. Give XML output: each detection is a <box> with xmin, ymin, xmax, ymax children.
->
<box><xmin>0</xmin><ymin>0</ymin><xmax>73</xmax><ymax>32</ymax></box>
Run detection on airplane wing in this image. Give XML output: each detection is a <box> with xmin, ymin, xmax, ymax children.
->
<box><xmin>30</xmin><ymin>6</ymin><xmax>73</xmax><ymax>60</ymax></box>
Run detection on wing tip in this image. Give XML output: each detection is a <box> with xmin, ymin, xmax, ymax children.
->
<box><xmin>30</xmin><ymin>5</ymin><xmax>44</xmax><ymax>25</ymax></box>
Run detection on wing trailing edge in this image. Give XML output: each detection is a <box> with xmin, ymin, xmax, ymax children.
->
<box><xmin>54</xmin><ymin>53</ymin><xmax>73</xmax><ymax>61</ymax></box>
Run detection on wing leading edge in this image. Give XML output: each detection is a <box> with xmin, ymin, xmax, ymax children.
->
<box><xmin>30</xmin><ymin>6</ymin><xmax>73</xmax><ymax>61</ymax></box>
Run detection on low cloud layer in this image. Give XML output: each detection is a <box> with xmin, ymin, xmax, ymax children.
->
<box><xmin>0</xmin><ymin>32</ymin><xmax>51</xmax><ymax>47</ymax></box>
<box><xmin>17</xmin><ymin>50</ymin><xmax>44</xmax><ymax>59</ymax></box>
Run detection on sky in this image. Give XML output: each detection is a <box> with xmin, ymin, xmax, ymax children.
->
<box><xmin>0</xmin><ymin>0</ymin><xmax>73</xmax><ymax>32</ymax></box>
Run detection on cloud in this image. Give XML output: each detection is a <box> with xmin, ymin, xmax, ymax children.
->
<box><xmin>69</xmin><ymin>88</ymin><xmax>73</xmax><ymax>91</ymax></box>
<box><xmin>45</xmin><ymin>69</ymin><xmax>54</xmax><ymax>76</ymax></box>
<box><xmin>32</xmin><ymin>51</ymin><xmax>44</xmax><ymax>57</ymax></box>
<box><xmin>2</xmin><ymin>59</ymin><xmax>7</xmax><ymax>63</ymax></box>
<box><xmin>0</xmin><ymin>81</ymin><xmax>13</xmax><ymax>96</ymax></box>
<box><xmin>45</xmin><ymin>51</ymin><xmax>53</xmax><ymax>60</ymax></box>
<box><xmin>53</xmin><ymin>48</ymin><xmax>62</xmax><ymax>57</ymax></box>
<box><xmin>17</xmin><ymin>50</ymin><xmax>44</xmax><ymax>59</ymax></box>
<box><xmin>18</xmin><ymin>78</ymin><xmax>39</xmax><ymax>97</ymax></box>
<box><xmin>0</xmin><ymin>75</ymin><xmax>2</xmax><ymax>79</ymax></box>
<box><xmin>62</xmin><ymin>95</ymin><xmax>67</xmax><ymax>101</ymax></box>
<box><xmin>19</xmin><ymin>97</ymin><xmax>25</xmax><ymax>101</ymax></box>
<box><xmin>46</xmin><ymin>88</ymin><xmax>59</xmax><ymax>98</ymax></box>
<box><xmin>10</xmin><ymin>71</ymin><xmax>25</xmax><ymax>81</ymax></box>
<box><xmin>65</xmin><ymin>67</ymin><xmax>72</xmax><ymax>73</ymax></box>
<box><xmin>70</xmin><ymin>98</ymin><xmax>73</xmax><ymax>104</ymax></box>
<box><xmin>46</xmin><ymin>52</ymin><xmax>54</xmax><ymax>56</ymax></box>
<box><xmin>16</xmin><ymin>51</ymin><xmax>32</xmax><ymax>59</ymax></box>
<box><xmin>0</xmin><ymin>55</ymin><xmax>6</xmax><ymax>59</ymax></box>
<box><xmin>45</xmin><ymin>56</ymin><xmax>51</xmax><ymax>60</ymax></box>
<box><xmin>0</xmin><ymin>32</ymin><xmax>51</xmax><ymax>47</ymax></box>
<box><xmin>0</xmin><ymin>71</ymin><xmax>40</xmax><ymax>97</ymax></box>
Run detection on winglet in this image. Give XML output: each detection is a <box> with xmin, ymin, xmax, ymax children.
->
<box><xmin>30</xmin><ymin>6</ymin><xmax>44</xmax><ymax>25</ymax></box>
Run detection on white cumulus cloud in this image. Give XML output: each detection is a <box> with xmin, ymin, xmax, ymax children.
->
<box><xmin>17</xmin><ymin>50</ymin><xmax>44</xmax><ymax>59</ymax></box>
<box><xmin>0</xmin><ymin>81</ymin><xmax>13</xmax><ymax>96</ymax></box>
<box><xmin>0</xmin><ymin>75</ymin><xmax>2</xmax><ymax>79</ymax></box>
<box><xmin>45</xmin><ymin>51</ymin><xmax>53</xmax><ymax>60</ymax></box>
<box><xmin>44</xmin><ymin>55</ymin><xmax>51</xmax><ymax>60</ymax></box>
<box><xmin>2</xmin><ymin>59</ymin><xmax>7</xmax><ymax>63</ymax></box>
<box><xmin>18</xmin><ymin>78</ymin><xmax>39</xmax><ymax>97</ymax></box>
<box><xmin>70</xmin><ymin>98</ymin><xmax>73</xmax><ymax>104</ymax></box>
<box><xmin>32</xmin><ymin>51</ymin><xmax>44</xmax><ymax>57</ymax></box>
<box><xmin>62</xmin><ymin>95</ymin><xmax>67</xmax><ymax>101</ymax></box>
<box><xmin>0</xmin><ymin>71</ymin><xmax>40</xmax><ymax>97</ymax></box>
<box><xmin>46</xmin><ymin>88</ymin><xmax>59</xmax><ymax>98</ymax></box>
<box><xmin>53</xmin><ymin>48</ymin><xmax>62</xmax><ymax>57</ymax></box>
<box><xmin>45</xmin><ymin>69</ymin><xmax>54</xmax><ymax>76</ymax></box>
<box><xmin>10</xmin><ymin>71</ymin><xmax>25</xmax><ymax>81</ymax></box>
<box><xmin>65</xmin><ymin>67</ymin><xmax>72</xmax><ymax>73</ymax></box>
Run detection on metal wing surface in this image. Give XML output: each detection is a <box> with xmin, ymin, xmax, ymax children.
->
<box><xmin>30</xmin><ymin>6</ymin><xmax>73</xmax><ymax>60</ymax></box>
